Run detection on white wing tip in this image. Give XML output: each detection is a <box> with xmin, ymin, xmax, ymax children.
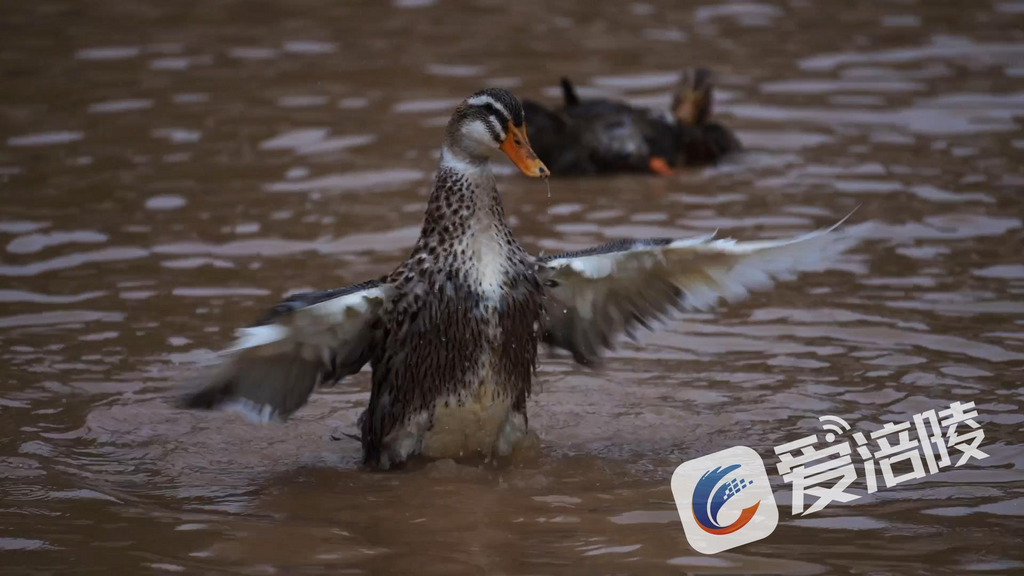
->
<box><xmin>223</xmin><ymin>324</ymin><xmax>290</xmax><ymax>353</ymax></box>
<box><xmin>822</xmin><ymin>206</ymin><xmax>859</xmax><ymax>234</ymax></box>
<box><xmin>223</xmin><ymin>398</ymin><xmax>280</xmax><ymax>424</ymax></box>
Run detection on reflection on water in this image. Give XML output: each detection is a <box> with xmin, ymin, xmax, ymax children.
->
<box><xmin>2</xmin><ymin>0</ymin><xmax>1023</xmax><ymax>573</ymax></box>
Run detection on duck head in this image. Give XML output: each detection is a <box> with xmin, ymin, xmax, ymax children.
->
<box><xmin>443</xmin><ymin>88</ymin><xmax>549</xmax><ymax>178</ymax></box>
<box><xmin>671</xmin><ymin>68</ymin><xmax>714</xmax><ymax>125</ymax></box>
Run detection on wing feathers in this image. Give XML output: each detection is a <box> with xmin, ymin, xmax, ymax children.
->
<box><xmin>179</xmin><ymin>281</ymin><xmax>388</xmax><ymax>420</ymax></box>
<box><xmin>539</xmin><ymin>214</ymin><xmax>859</xmax><ymax>364</ymax></box>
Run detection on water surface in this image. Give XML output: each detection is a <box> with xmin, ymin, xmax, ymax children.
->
<box><xmin>2</xmin><ymin>0</ymin><xmax>1023</xmax><ymax>573</ymax></box>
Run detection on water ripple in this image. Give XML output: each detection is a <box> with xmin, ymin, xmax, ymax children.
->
<box><xmin>0</xmin><ymin>247</ymin><xmax>149</xmax><ymax>277</ymax></box>
<box><xmin>7</xmin><ymin>231</ymin><xmax>108</xmax><ymax>254</ymax></box>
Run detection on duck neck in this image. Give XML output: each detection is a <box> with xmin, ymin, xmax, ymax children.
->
<box><xmin>420</xmin><ymin>146</ymin><xmax>508</xmax><ymax>242</ymax></box>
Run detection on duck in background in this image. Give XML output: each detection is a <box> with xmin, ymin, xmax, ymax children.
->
<box><xmin>523</xmin><ymin>81</ymin><xmax>665</xmax><ymax>176</ymax></box>
<box><xmin>520</xmin><ymin>99</ymin><xmax>601</xmax><ymax>176</ymax></box>
<box><xmin>667</xmin><ymin>68</ymin><xmax>743</xmax><ymax>167</ymax></box>
<box><xmin>523</xmin><ymin>68</ymin><xmax>741</xmax><ymax>177</ymax></box>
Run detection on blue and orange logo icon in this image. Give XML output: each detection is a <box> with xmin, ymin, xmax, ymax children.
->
<box><xmin>671</xmin><ymin>446</ymin><xmax>778</xmax><ymax>554</ymax></box>
<box><xmin>691</xmin><ymin>464</ymin><xmax>760</xmax><ymax>535</ymax></box>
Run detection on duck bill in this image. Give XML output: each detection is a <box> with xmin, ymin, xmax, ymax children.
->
<box><xmin>500</xmin><ymin>123</ymin><xmax>548</xmax><ymax>178</ymax></box>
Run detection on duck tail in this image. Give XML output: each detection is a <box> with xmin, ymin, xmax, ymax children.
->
<box><xmin>560</xmin><ymin>77</ymin><xmax>580</xmax><ymax>107</ymax></box>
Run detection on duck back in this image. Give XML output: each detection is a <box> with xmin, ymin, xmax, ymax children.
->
<box><xmin>523</xmin><ymin>99</ymin><xmax>598</xmax><ymax>175</ymax></box>
<box><xmin>677</xmin><ymin>122</ymin><xmax>742</xmax><ymax>166</ymax></box>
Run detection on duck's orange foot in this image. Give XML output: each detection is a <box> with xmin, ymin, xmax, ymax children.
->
<box><xmin>648</xmin><ymin>156</ymin><xmax>674</xmax><ymax>176</ymax></box>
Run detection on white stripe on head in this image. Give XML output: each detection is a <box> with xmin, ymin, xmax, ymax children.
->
<box><xmin>466</xmin><ymin>94</ymin><xmax>511</xmax><ymax>122</ymax></box>
<box><xmin>485</xmin><ymin>114</ymin><xmax>506</xmax><ymax>141</ymax></box>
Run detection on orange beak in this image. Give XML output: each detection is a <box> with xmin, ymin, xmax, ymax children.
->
<box><xmin>500</xmin><ymin>122</ymin><xmax>548</xmax><ymax>178</ymax></box>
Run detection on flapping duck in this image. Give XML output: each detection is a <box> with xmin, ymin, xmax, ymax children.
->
<box><xmin>180</xmin><ymin>88</ymin><xmax>852</xmax><ymax>469</ymax></box>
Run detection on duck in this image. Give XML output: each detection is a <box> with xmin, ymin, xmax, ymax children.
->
<box><xmin>179</xmin><ymin>88</ymin><xmax>854</xmax><ymax>470</ymax></box>
<box><xmin>524</xmin><ymin>69</ymin><xmax>741</xmax><ymax>177</ymax></box>
<box><xmin>523</xmin><ymin>82</ymin><xmax>666</xmax><ymax>176</ymax></box>
<box><xmin>520</xmin><ymin>99</ymin><xmax>602</xmax><ymax>176</ymax></box>
<box><xmin>667</xmin><ymin>67</ymin><xmax>743</xmax><ymax>167</ymax></box>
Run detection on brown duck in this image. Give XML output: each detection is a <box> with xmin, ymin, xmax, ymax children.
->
<box><xmin>180</xmin><ymin>88</ymin><xmax>853</xmax><ymax>469</ymax></box>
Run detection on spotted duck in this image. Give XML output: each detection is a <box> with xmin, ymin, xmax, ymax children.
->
<box><xmin>180</xmin><ymin>88</ymin><xmax>852</xmax><ymax>470</ymax></box>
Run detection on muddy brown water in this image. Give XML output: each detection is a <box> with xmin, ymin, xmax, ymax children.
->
<box><xmin>2</xmin><ymin>0</ymin><xmax>1023</xmax><ymax>573</ymax></box>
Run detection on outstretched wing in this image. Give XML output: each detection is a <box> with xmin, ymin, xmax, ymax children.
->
<box><xmin>179</xmin><ymin>279</ymin><xmax>390</xmax><ymax>421</ymax></box>
<box><xmin>537</xmin><ymin>216</ymin><xmax>858</xmax><ymax>364</ymax></box>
